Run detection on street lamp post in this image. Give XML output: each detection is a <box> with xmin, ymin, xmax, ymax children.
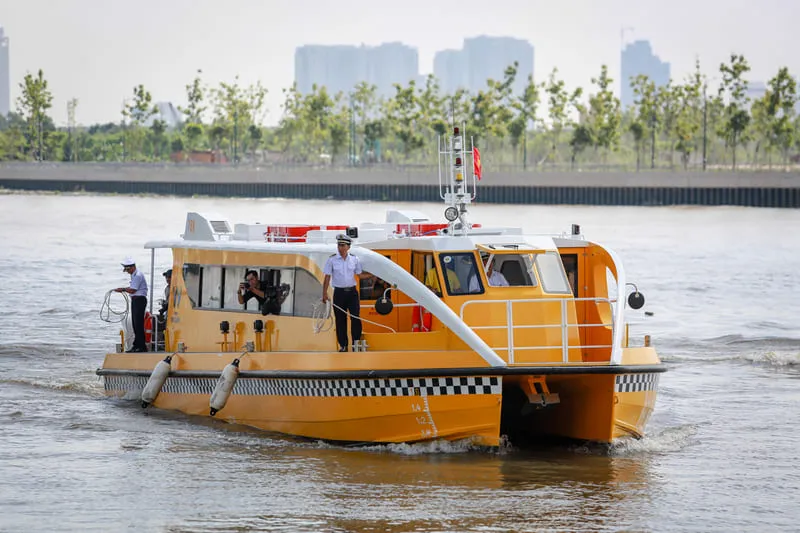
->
<box><xmin>702</xmin><ymin>82</ymin><xmax>708</xmax><ymax>171</ymax></box>
<box><xmin>650</xmin><ymin>110</ymin><xmax>656</xmax><ymax>169</ymax></box>
<box><xmin>233</xmin><ymin>108</ymin><xmax>238</xmax><ymax>166</ymax></box>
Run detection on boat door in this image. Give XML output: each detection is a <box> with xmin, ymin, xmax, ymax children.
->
<box><xmin>359</xmin><ymin>251</ymin><xmax>401</xmax><ymax>333</ymax></box>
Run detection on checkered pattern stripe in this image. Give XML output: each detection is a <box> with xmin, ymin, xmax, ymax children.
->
<box><xmin>614</xmin><ymin>373</ymin><xmax>659</xmax><ymax>393</ymax></box>
<box><xmin>104</xmin><ymin>375</ymin><xmax>147</xmax><ymax>392</ymax></box>
<box><xmin>104</xmin><ymin>375</ymin><xmax>501</xmax><ymax>398</ymax></box>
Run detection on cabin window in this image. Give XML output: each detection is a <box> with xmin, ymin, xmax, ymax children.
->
<box><xmin>486</xmin><ymin>254</ymin><xmax>538</xmax><ymax>287</ymax></box>
<box><xmin>561</xmin><ymin>254</ymin><xmax>579</xmax><ymax>297</ymax></box>
<box><xmin>359</xmin><ymin>254</ymin><xmax>392</xmax><ymax>301</ymax></box>
<box><xmin>201</xmin><ymin>266</ymin><xmax>223</xmax><ymax>308</ymax></box>
<box><xmin>534</xmin><ymin>252</ymin><xmax>572</xmax><ymax>295</ymax></box>
<box><xmin>223</xmin><ymin>267</ymin><xmax>247</xmax><ymax>309</ymax></box>
<box><xmin>360</xmin><ymin>272</ymin><xmax>391</xmax><ymax>301</ymax></box>
<box><xmin>271</xmin><ymin>268</ymin><xmax>295</xmax><ymax>315</ymax></box>
<box><xmin>293</xmin><ymin>268</ymin><xmax>323</xmax><ymax>318</ymax></box>
<box><xmin>183</xmin><ymin>263</ymin><xmax>202</xmax><ymax>307</ymax></box>
<box><xmin>414</xmin><ymin>252</ymin><xmax>441</xmax><ymax>296</ymax></box>
<box><xmin>182</xmin><ymin>263</ymin><xmax>317</xmax><ymax>317</ymax></box>
<box><xmin>440</xmin><ymin>253</ymin><xmax>483</xmax><ymax>296</ymax></box>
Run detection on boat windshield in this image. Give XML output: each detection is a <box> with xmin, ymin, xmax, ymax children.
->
<box><xmin>440</xmin><ymin>253</ymin><xmax>484</xmax><ymax>296</ymax></box>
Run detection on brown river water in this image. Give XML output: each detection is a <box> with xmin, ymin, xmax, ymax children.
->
<box><xmin>0</xmin><ymin>192</ymin><xmax>798</xmax><ymax>532</ymax></box>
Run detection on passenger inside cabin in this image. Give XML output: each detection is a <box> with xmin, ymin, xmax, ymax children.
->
<box><xmin>425</xmin><ymin>264</ymin><xmax>460</xmax><ymax>295</ymax></box>
<box><xmin>156</xmin><ymin>269</ymin><xmax>172</xmax><ymax>326</ymax></box>
<box><xmin>441</xmin><ymin>254</ymin><xmax>482</xmax><ymax>295</ymax></box>
<box><xmin>469</xmin><ymin>254</ymin><xmax>509</xmax><ymax>291</ymax></box>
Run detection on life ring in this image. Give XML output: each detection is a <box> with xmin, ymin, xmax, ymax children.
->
<box><xmin>412</xmin><ymin>306</ymin><xmax>432</xmax><ymax>332</ymax></box>
<box><xmin>144</xmin><ymin>311</ymin><xmax>153</xmax><ymax>345</ymax></box>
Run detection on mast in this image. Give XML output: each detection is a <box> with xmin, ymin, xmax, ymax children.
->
<box><xmin>438</xmin><ymin>125</ymin><xmax>477</xmax><ymax>235</ymax></box>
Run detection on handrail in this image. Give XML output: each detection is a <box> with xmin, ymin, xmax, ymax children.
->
<box><xmin>459</xmin><ymin>297</ymin><xmax>616</xmax><ymax>364</ymax></box>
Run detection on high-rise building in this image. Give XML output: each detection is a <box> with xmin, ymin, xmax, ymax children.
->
<box><xmin>620</xmin><ymin>40</ymin><xmax>670</xmax><ymax>109</ymax></box>
<box><xmin>366</xmin><ymin>43</ymin><xmax>418</xmax><ymax>97</ymax></box>
<box><xmin>0</xmin><ymin>27</ymin><xmax>9</xmax><ymax>117</ymax></box>
<box><xmin>433</xmin><ymin>49</ymin><xmax>467</xmax><ymax>95</ymax></box>
<box><xmin>433</xmin><ymin>36</ymin><xmax>535</xmax><ymax>96</ymax></box>
<box><xmin>294</xmin><ymin>43</ymin><xmax>418</xmax><ymax>98</ymax></box>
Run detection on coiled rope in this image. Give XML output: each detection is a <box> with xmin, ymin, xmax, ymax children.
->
<box><xmin>100</xmin><ymin>289</ymin><xmax>130</xmax><ymax>323</ymax></box>
<box><xmin>311</xmin><ymin>298</ymin><xmax>397</xmax><ymax>334</ymax></box>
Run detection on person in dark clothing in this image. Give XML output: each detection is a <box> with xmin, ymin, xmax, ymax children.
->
<box><xmin>238</xmin><ymin>269</ymin><xmax>266</xmax><ymax>307</ymax></box>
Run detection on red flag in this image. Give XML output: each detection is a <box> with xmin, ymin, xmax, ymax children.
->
<box><xmin>473</xmin><ymin>147</ymin><xmax>482</xmax><ymax>180</ymax></box>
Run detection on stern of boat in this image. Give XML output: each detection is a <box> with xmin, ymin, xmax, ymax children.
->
<box><xmin>499</xmin><ymin>346</ymin><xmax>663</xmax><ymax>445</ymax></box>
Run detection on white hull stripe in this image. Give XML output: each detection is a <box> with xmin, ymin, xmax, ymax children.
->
<box><xmin>104</xmin><ymin>375</ymin><xmax>502</xmax><ymax>398</ymax></box>
<box><xmin>614</xmin><ymin>373</ymin><xmax>660</xmax><ymax>393</ymax></box>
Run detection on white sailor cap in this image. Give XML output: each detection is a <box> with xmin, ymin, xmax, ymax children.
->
<box><xmin>121</xmin><ymin>256</ymin><xmax>136</xmax><ymax>267</ymax></box>
<box><xmin>336</xmin><ymin>234</ymin><xmax>352</xmax><ymax>245</ymax></box>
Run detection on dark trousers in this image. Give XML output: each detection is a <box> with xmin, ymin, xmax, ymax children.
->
<box><xmin>333</xmin><ymin>287</ymin><xmax>361</xmax><ymax>350</ymax></box>
<box><xmin>131</xmin><ymin>296</ymin><xmax>148</xmax><ymax>351</ymax></box>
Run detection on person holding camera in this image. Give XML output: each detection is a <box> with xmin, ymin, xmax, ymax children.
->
<box><xmin>237</xmin><ymin>270</ymin><xmax>266</xmax><ymax>307</ymax></box>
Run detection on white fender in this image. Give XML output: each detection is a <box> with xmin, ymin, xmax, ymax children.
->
<box><xmin>141</xmin><ymin>355</ymin><xmax>172</xmax><ymax>408</ymax></box>
<box><xmin>209</xmin><ymin>359</ymin><xmax>240</xmax><ymax>416</ymax></box>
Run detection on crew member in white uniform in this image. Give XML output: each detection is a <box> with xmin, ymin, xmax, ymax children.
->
<box><xmin>115</xmin><ymin>256</ymin><xmax>149</xmax><ymax>352</ymax></box>
<box><xmin>322</xmin><ymin>234</ymin><xmax>363</xmax><ymax>352</ymax></box>
<box><xmin>469</xmin><ymin>255</ymin><xmax>509</xmax><ymax>292</ymax></box>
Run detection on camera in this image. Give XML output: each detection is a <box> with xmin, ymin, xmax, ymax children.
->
<box><xmin>260</xmin><ymin>283</ymin><xmax>290</xmax><ymax>316</ymax></box>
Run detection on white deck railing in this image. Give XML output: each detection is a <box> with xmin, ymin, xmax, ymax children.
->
<box><xmin>459</xmin><ymin>297</ymin><xmax>616</xmax><ymax>364</ymax></box>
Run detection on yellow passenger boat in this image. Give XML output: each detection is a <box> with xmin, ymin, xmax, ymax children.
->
<box><xmin>97</xmin><ymin>127</ymin><xmax>665</xmax><ymax>447</ymax></box>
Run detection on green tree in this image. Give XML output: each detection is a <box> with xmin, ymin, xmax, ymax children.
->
<box><xmin>305</xmin><ymin>84</ymin><xmax>337</xmax><ymax>160</ymax></box>
<box><xmin>179</xmin><ymin>70</ymin><xmax>207</xmax><ymax>124</ymax></box>
<box><xmin>387</xmin><ymin>81</ymin><xmax>423</xmax><ymax>160</ymax></box>
<box><xmin>150</xmin><ymin>119</ymin><xmax>167</xmax><ymax>160</ymax></box>
<box><xmin>185</xmin><ymin>122</ymin><xmax>204</xmax><ymax>154</ymax></box>
<box><xmin>16</xmin><ymin>69</ymin><xmax>53</xmax><ymax>160</ymax></box>
<box><xmin>657</xmin><ymin>82</ymin><xmax>681</xmax><ymax>167</ymax></box>
<box><xmin>328</xmin><ymin>99</ymin><xmax>349</xmax><ymax>165</ymax></box>
<box><xmin>673</xmin><ymin>61</ymin><xmax>704</xmax><ymax>169</ymax></box>
<box><xmin>630</xmin><ymin>75</ymin><xmax>658</xmax><ymax>168</ymax></box>
<box><xmin>179</xmin><ymin>70</ymin><xmax>208</xmax><ymax>154</ymax></box>
<box><xmin>123</xmin><ymin>84</ymin><xmax>158</xmax><ymax>159</ymax></box>
<box><xmin>511</xmin><ymin>74</ymin><xmax>540</xmax><ymax>168</ymax></box>
<box><xmin>569</xmin><ymin>99</ymin><xmax>593</xmax><ymax>168</ymax></box>
<box><xmin>718</xmin><ymin>54</ymin><xmax>751</xmax><ymax>170</ymax></box>
<box><xmin>765</xmin><ymin>67</ymin><xmax>797</xmax><ymax>167</ymax></box>
<box><xmin>351</xmin><ymin>82</ymin><xmax>379</xmax><ymax>158</ymax></box>
<box><xmin>211</xmin><ymin>77</ymin><xmax>252</xmax><ymax>163</ymax></box>
<box><xmin>587</xmin><ymin>65</ymin><xmax>621</xmax><ymax>158</ymax></box>
<box><xmin>544</xmin><ymin>68</ymin><xmax>582</xmax><ymax>166</ymax></box>
<box><xmin>416</xmin><ymin>74</ymin><xmax>445</xmax><ymax>159</ymax></box>
<box><xmin>276</xmin><ymin>84</ymin><xmax>304</xmax><ymax>156</ymax></box>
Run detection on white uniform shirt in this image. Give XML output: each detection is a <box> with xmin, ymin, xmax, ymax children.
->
<box><xmin>468</xmin><ymin>269</ymin><xmax>509</xmax><ymax>291</ymax></box>
<box><xmin>129</xmin><ymin>268</ymin><xmax>148</xmax><ymax>298</ymax></box>
<box><xmin>323</xmin><ymin>253</ymin><xmax>363</xmax><ymax>288</ymax></box>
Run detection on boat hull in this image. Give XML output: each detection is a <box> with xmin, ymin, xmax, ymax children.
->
<box><xmin>99</xmin><ymin>347</ymin><xmax>664</xmax><ymax>447</ymax></box>
<box><xmin>103</xmin><ymin>373</ymin><xmax>503</xmax><ymax>445</ymax></box>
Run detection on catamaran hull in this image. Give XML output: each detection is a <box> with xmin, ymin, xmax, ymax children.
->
<box><xmin>100</xmin><ymin>365</ymin><xmax>663</xmax><ymax>446</ymax></box>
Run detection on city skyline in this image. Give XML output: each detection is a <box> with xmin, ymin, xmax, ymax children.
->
<box><xmin>0</xmin><ymin>0</ymin><xmax>798</xmax><ymax>126</ymax></box>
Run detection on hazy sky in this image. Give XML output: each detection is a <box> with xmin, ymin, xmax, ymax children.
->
<box><xmin>1</xmin><ymin>0</ymin><xmax>797</xmax><ymax>126</ymax></box>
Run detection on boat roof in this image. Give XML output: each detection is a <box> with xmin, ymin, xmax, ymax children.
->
<box><xmin>144</xmin><ymin>211</ymin><xmax>590</xmax><ymax>253</ymax></box>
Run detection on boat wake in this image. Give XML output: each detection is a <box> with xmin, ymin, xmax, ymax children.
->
<box><xmin>657</xmin><ymin>335</ymin><xmax>799</xmax><ymax>369</ymax></box>
<box><xmin>608</xmin><ymin>423</ymin><xmax>700</xmax><ymax>456</ymax></box>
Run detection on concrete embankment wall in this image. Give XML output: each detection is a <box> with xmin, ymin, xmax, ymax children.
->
<box><xmin>1</xmin><ymin>163</ymin><xmax>798</xmax><ymax>207</ymax></box>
